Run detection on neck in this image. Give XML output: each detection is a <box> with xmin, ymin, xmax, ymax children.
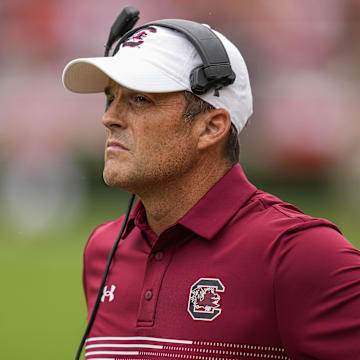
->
<box><xmin>137</xmin><ymin>160</ymin><xmax>231</xmax><ymax>235</ymax></box>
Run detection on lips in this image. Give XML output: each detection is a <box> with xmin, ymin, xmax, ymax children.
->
<box><xmin>106</xmin><ymin>140</ymin><xmax>129</xmax><ymax>151</ymax></box>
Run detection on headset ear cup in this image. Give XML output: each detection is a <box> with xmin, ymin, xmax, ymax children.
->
<box><xmin>190</xmin><ymin>66</ymin><xmax>236</xmax><ymax>96</ymax></box>
<box><xmin>190</xmin><ymin>66</ymin><xmax>208</xmax><ymax>95</ymax></box>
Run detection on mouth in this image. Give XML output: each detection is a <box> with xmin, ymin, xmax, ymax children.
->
<box><xmin>106</xmin><ymin>140</ymin><xmax>129</xmax><ymax>152</ymax></box>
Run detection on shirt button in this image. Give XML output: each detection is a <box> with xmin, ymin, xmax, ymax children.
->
<box><xmin>144</xmin><ymin>290</ymin><xmax>153</xmax><ymax>301</ymax></box>
<box><xmin>155</xmin><ymin>251</ymin><xmax>164</xmax><ymax>261</ymax></box>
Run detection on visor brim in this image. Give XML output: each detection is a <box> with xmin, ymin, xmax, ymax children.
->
<box><xmin>62</xmin><ymin>56</ymin><xmax>188</xmax><ymax>94</ymax></box>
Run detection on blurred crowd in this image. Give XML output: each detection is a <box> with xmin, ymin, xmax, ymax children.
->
<box><xmin>1</xmin><ymin>0</ymin><xmax>359</xmax><ymax>233</ymax></box>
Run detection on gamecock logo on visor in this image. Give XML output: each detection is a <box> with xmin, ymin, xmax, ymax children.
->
<box><xmin>122</xmin><ymin>26</ymin><xmax>157</xmax><ymax>47</ymax></box>
<box><xmin>187</xmin><ymin>278</ymin><xmax>225</xmax><ymax>321</ymax></box>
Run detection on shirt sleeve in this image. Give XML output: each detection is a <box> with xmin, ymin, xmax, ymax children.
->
<box><xmin>82</xmin><ymin>222</ymin><xmax>108</xmax><ymax>320</ymax></box>
<box><xmin>273</xmin><ymin>224</ymin><xmax>360</xmax><ymax>359</ymax></box>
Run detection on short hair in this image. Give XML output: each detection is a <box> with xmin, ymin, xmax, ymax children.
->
<box><xmin>182</xmin><ymin>91</ymin><xmax>240</xmax><ymax>166</ymax></box>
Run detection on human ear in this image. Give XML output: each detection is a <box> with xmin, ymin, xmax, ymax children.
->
<box><xmin>197</xmin><ymin>108</ymin><xmax>231</xmax><ymax>151</ymax></box>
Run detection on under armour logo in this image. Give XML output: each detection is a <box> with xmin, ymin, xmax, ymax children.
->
<box><xmin>101</xmin><ymin>285</ymin><xmax>116</xmax><ymax>303</ymax></box>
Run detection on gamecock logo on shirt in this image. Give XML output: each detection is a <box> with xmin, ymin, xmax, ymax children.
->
<box><xmin>187</xmin><ymin>278</ymin><xmax>225</xmax><ymax>321</ymax></box>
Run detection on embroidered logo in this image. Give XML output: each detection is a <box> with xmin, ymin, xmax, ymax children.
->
<box><xmin>187</xmin><ymin>278</ymin><xmax>225</xmax><ymax>321</ymax></box>
<box><xmin>101</xmin><ymin>284</ymin><xmax>116</xmax><ymax>303</ymax></box>
<box><xmin>122</xmin><ymin>26</ymin><xmax>157</xmax><ymax>48</ymax></box>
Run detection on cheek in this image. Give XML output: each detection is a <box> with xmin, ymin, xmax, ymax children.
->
<box><xmin>132</xmin><ymin>105</ymin><xmax>196</xmax><ymax>172</ymax></box>
<box><xmin>138</xmin><ymin>128</ymin><xmax>196</xmax><ymax>171</ymax></box>
<box><xmin>133</xmin><ymin>120</ymin><xmax>166</xmax><ymax>156</ymax></box>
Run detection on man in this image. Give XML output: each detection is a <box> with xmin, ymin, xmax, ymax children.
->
<box><xmin>62</xmin><ymin>20</ymin><xmax>360</xmax><ymax>360</ymax></box>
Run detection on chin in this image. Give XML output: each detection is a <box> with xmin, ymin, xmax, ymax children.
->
<box><xmin>103</xmin><ymin>170</ymin><xmax>122</xmax><ymax>186</ymax></box>
<box><xmin>103</xmin><ymin>173</ymin><xmax>117</xmax><ymax>187</ymax></box>
<box><xmin>103</xmin><ymin>166</ymin><xmax>135</xmax><ymax>191</ymax></box>
<box><xmin>103</xmin><ymin>164</ymin><xmax>122</xmax><ymax>186</ymax></box>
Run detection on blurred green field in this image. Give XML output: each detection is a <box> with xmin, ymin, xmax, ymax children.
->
<box><xmin>0</xmin><ymin>184</ymin><xmax>359</xmax><ymax>360</ymax></box>
<box><xmin>0</xmin><ymin>192</ymin><xmax>130</xmax><ymax>360</ymax></box>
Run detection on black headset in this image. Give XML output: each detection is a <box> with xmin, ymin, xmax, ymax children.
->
<box><xmin>113</xmin><ymin>19</ymin><xmax>235</xmax><ymax>96</ymax></box>
<box><xmin>74</xmin><ymin>7</ymin><xmax>235</xmax><ymax>360</ymax></box>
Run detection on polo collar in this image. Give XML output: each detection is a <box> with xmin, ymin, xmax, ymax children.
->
<box><xmin>123</xmin><ymin>164</ymin><xmax>257</xmax><ymax>240</ymax></box>
<box><xmin>177</xmin><ymin>164</ymin><xmax>257</xmax><ymax>240</ymax></box>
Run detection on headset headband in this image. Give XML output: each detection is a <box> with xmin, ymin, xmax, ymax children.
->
<box><xmin>113</xmin><ymin>19</ymin><xmax>236</xmax><ymax>96</ymax></box>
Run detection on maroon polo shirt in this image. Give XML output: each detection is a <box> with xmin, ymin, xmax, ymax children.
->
<box><xmin>83</xmin><ymin>164</ymin><xmax>360</xmax><ymax>360</ymax></box>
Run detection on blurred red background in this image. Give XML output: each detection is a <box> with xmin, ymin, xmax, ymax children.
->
<box><xmin>1</xmin><ymin>0</ymin><xmax>359</xmax><ymax>230</ymax></box>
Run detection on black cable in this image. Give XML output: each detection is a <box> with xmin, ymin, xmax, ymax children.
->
<box><xmin>74</xmin><ymin>193</ymin><xmax>136</xmax><ymax>360</ymax></box>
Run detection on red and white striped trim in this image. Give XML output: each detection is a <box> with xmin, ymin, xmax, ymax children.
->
<box><xmin>84</xmin><ymin>336</ymin><xmax>290</xmax><ymax>359</ymax></box>
<box><xmin>86</xmin><ymin>336</ymin><xmax>193</xmax><ymax>344</ymax></box>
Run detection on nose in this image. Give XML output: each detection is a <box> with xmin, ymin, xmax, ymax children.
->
<box><xmin>102</xmin><ymin>95</ymin><xmax>128</xmax><ymax>131</ymax></box>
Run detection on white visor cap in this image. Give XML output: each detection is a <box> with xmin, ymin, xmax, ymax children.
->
<box><xmin>62</xmin><ymin>25</ymin><xmax>253</xmax><ymax>133</ymax></box>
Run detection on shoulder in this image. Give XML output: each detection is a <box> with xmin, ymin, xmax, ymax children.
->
<box><xmin>89</xmin><ymin>216</ymin><xmax>126</xmax><ymax>238</ymax></box>
<box><xmin>231</xmin><ymin>188</ymin><xmax>359</xmax><ymax>273</ymax></box>
<box><xmin>245</xmin><ymin>191</ymin><xmax>359</xmax><ymax>282</ymax></box>
<box><xmin>255</xmin><ymin>189</ymin><xmax>354</xmax><ymax>252</ymax></box>
<box><xmin>231</xmin><ymin>188</ymin><xmax>342</xmax><ymax>243</ymax></box>
<box><xmin>256</xmin><ymin>198</ymin><xmax>360</xmax><ymax>358</ymax></box>
<box><xmin>243</xmin><ymin>191</ymin><xmax>360</xmax><ymax>358</ymax></box>
<box><xmin>84</xmin><ymin>215</ymin><xmax>126</xmax><ymax>256</ymax></box>
<box><xmin>249</xmin><ymin>189</ymin><xmax>338</xmax><ymax>226</ymax></box>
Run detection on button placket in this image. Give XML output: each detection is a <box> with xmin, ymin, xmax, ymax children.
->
<box><xmin>137</xmin><ymin>242</ymin><xmax>175</xmax><ymax>327</ymax></box>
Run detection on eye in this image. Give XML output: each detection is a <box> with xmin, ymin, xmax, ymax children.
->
<box><xmin>134</xmin><ymin>95</ymin><xmax>151</xmax><ymax>104</ymax></box>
